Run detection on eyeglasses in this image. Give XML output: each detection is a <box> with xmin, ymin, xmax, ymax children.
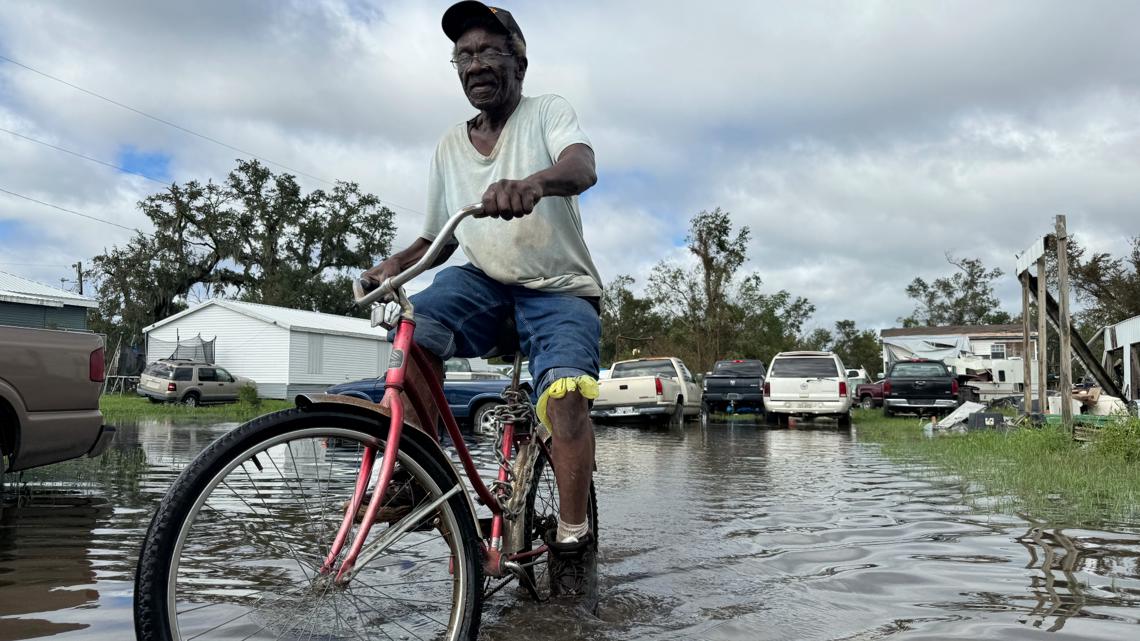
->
<box><xmin>450</xmin><ymin>50</ymin><xmax>513</xmax><ymax>70</ymax></box>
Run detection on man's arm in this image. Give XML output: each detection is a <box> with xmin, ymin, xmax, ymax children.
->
<box><xmin>363</xmin><ymin>237</ymin><xmax>459</xmax><ymax>287</ymax></box>
<box><xmin>481</xmin><ymin>143</ymin><xmax>597</xmax><ymax>220</ymax></box>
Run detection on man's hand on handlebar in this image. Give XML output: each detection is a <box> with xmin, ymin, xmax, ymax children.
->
<box><xmin>362</xmin><ymin>257</ymin><xmax>403</xmax><ymax>291</ymax></box>
<box><xmin>480</xmin><ymin>178</ymin><xmax>542</xmax><ymax>220</ymax></box>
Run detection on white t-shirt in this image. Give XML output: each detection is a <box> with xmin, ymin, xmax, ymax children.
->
<box><xmin>421</xmin><ymin>94</ymin><xmax>603</xmax><ymax>297</ymax></box>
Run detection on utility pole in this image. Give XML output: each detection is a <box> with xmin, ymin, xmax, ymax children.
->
<box><xmin>1055</xmin><ymin>215</ymin><xmax>1073</xmax><ymax>433</ymax></box>
<box><xmin>1036</xmin><ymin>256</ymin><xmax>1047</xmax><ymax>413</ymax></box>
<box><xmin>73</xmin><ymin>261</ymin><xmax>83</xmax><ymax>295</ymax></box>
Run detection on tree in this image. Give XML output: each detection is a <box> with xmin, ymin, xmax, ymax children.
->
<box><xmin>91</xmin><ymin>160</ymin><xmax>395</xmax><ymax>348</ymax></box>
<box><xmin>899</xmin><ymin>254</ymin><xmax>1011</xmax><ymax>327</ymax></box>
<box><xmin>644</xmin><ymin>208</ymin><xmax>821</xmax><ymax>372</ymax></box>
<box><xmin>1067</xmin><ymin>235</ymin><xmax>1140</xmax><ymax>328</ymax></box>
<box><xmin>829</xmin><ymin>319</ymin><xmax>881</xmax><ymax>373</ymax></box>
<box><xmin>731</xmin><ymin>274</ymin><xmax>815</xmax><ymax>361</ymax></box>
<box><xmin>600</xmin><ymin>275</ymin><xmax>665</xmax><ymax>364</ymax></box>
<box><xmin>647</xmin><ymin>208</ymin><xmax>750</xmax><ymax>371</ymax></box>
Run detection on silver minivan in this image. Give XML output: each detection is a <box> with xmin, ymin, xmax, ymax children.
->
<box><xmin>763</xmin><ymin>351</ymin><xmax>853</xmax><ymax>427</ymax></box>
<box><xmin>137</xmin><ymin>360</ymin><xmax>253</xmax><ymax>406</ymax></box>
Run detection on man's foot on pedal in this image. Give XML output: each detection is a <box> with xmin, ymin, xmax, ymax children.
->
<box><xmin>544</xmin><ymin>528</ymin><xmax>598</xmax><ymax>610</ymax></box>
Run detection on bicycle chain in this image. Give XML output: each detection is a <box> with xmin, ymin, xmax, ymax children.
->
<box><xmin>488</xmin><ymin>388</ymin><xmax>538</xmax><ymax>520</ymax></box>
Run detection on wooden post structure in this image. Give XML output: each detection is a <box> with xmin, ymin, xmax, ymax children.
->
<box><xmin>1055</xmin><ymin>215</ymin><xmax>1073</xmax><ymax>432</ymax></box>
<box><xmin>1036</xmin><ymin>257</ymin><xmax>1048</xmax><ymax>412</ymax></box>
<box><xmin>1021</xmin><ymin>276</ymin><xmax>1033</xmax><ymax>415</ymax></box>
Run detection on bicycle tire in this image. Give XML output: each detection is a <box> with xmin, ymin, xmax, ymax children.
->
<box><xmin>520</xmin><ymin>440</ymin><xmax>598</xmax><ymax>600</ymax></box>
<box><xmin>134</xmin><ymin>408</ymin><xmax>483</xmax><ymax>641</ymax></box>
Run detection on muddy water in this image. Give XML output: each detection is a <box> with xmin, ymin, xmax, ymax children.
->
<box><xmin>2</xmin><ymin>418</ymin><xmax>1138</xmax><ymax>640</ymax></box>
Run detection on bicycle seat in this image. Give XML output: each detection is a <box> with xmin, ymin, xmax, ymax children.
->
<box><xmin>481</xmin><ymin>316</ymin><xmax>521</xmax><ymax>359</ymax></box>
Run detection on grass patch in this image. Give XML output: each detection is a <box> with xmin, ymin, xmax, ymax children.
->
<box><xmin>853</xmin><ymin>408</ymin><xmax>1140</xmax><ymax>527</ymax></box>
<box><xmin>99</xmin><ymin>394</ymin><xmax>293</xmax><ymax>423</ymax></box>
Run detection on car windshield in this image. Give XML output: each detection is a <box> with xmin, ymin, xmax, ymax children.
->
<box><xmin>144</xmin><ymin>363</ymin><xmax>174</xmax><ymax>379</ymax></box>
<box><xmin>769</xmin><ymin>357</ymin><xmax>839</xmax><ymax>378</ymax></box>
<box><xmin>713</xmin><ymin>360</ymin><xmax>766</xmax><ymax>376</ymax></box>
<box><xmin>612</xmin><ymin>359</ymin><xmax>676</xmax><ymax>379</ymax></box>
<box><xmin>891</xmin><ymin>362</ymin><xmax>949</xmax><ymax>378</ymax></box>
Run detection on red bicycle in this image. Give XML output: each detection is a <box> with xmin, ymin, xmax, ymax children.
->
<box><xmin>134</xmin><ymin>204</ymin><xmax>597</xmax><ymax>641</ymax></box>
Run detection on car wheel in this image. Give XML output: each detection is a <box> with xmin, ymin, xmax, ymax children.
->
<box><xmin>883</xmin><ymin>407</ymin><xmax>894</xmax><ymax>417</ymax></box>
<box><xmin>860</xmin><ymin>396</ymin><xmax>875</xmax><ymax>410</ymax></box>
<box><xmin>667</xmin><ymin>399</ymin><xmax>684</xmax><ymax>425</ymax></box>
<box><xmin>472</xmin><ymin>401</ymin><xmax>503</xmax><ymax>436</ymax></box>
<box><xmin>182</xmin><ymin>392</ymin><xmax>200</xmax><ymax>407</ymax></box>
<box><xmin>765</xmin><ymin>411</ymin><xmax>779</xmax><ymax>426</ymax></box>
<box><xmin>838</xmin><ymin>412</ymin><xmax>853</xmax><ymax>429</ymax></box>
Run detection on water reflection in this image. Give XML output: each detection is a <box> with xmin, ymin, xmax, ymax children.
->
<box><xmin>0</xmin><ymin>416</ymin><xmax>1138</xmax><ymax>640</ymax></box>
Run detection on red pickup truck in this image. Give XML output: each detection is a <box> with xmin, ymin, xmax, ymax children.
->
<box><xmin>855</xmin><ymin>379</ymin><xmax>885</xmax><ymax>409</ymax></box>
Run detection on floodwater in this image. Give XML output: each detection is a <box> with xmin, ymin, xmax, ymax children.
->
<box><xmin>2</xmin><ymin>417</ymin><xmax>1139</xmax><ymax>640</ymax></box>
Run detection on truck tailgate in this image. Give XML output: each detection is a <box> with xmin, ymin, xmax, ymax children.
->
<box><xmin>595</xmin><ymin>376</ymin><xmax>664</xmax><ymax>407</ymax></box>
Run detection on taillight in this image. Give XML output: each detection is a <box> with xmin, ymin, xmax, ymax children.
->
<box><xmin>654</xmin><ymin>377</ymin><xmax>663</xmax><ymax>396</ymax></box>
<box><xmin>89</xmin><ymin>347</ymin><xmax>105</xmax><ymax>382</ymax></box>
<box><xmin>168</xmin><ymin>383</ymin><xmax>177</xmax><ymax>392</ymax></box>
<box><xmin>763</xmin><ymin>381</ymin><xmax>771</xmax><ymax>396</ymax></box>
<box><xmin>951</xmin><ymin>379</ymin><xmax>959</xmax><ymax>395</ymax></box>
<box><xmin>839</xmin><ymin>381</ymin><xmax>848</xmax><ymax>397</ymax></box>
<box><xmin>883</xmin><ymin>380</ymin><xmax>892</xmax><ymax>395</ymax></box>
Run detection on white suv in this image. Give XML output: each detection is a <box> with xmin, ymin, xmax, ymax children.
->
<box><xmin>763</xmin><ymin>351</ymin><xmax>853</xmax><ymax>428</ymax></box>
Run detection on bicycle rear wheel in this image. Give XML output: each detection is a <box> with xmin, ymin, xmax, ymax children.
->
<box><xmin>521</xmin><ymin>440</ymin><xmax>598</xmax><ymax>600</ymax></box>
<box><xmin>134</xmin><ymin>408</ymin><xmax>483</xmax><ymax>641</ymax></box>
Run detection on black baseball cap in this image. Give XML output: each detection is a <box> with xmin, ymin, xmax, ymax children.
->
<box><xmin>442</xmin><ymin>1</ymin><xmax>525</xmax><ymax>46</ymax></box>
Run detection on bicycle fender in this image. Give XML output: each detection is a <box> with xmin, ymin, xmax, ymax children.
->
<box><xmin>294</xmin><ymin>393</ymin><xmax>483</xmax><ymax>537</ymax></box>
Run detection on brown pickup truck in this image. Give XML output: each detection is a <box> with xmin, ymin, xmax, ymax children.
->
<box><xmin>0</xmin><ymin>325</ymin><xmax>114</xmax><ymax>471</ymax></box>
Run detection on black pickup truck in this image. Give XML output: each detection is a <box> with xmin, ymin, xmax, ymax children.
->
<box><xmin>882</xmin><ymin>359</ymin><xmax>959</xmax><ymax>417</ymax></box>
<box><xmin>701</xmin><ymin>359</ymin><xmax>766</xmax><ymax>415</ymax></box>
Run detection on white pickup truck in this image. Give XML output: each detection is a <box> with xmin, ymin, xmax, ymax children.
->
<box><xmin>591</xmin><ymin>357</ymin><xmax>702</xmax><ymax>422</ymax></box>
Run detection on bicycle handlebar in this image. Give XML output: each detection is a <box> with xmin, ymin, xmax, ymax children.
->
<box><xmin>353</xmin><ymin>203</ymin><xmax>484</xmax><ymax>307</ymax></box>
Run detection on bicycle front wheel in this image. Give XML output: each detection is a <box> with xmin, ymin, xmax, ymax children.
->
<box><xmin>134</xmin><ymin>408</ymin><xmax>483</xmax><ymax>641</ymax></box>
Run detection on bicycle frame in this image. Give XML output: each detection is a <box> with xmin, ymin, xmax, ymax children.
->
<box><xmin>320</xmin><ymin>303</ymin><xmax>548</xmax><ymax>586</ymax></box>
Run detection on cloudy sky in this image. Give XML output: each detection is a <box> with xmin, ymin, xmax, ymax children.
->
<box><xmin>2</xmin><ymin>0</ymin><xmax>1138</xmax><ymax>332</ymax></box>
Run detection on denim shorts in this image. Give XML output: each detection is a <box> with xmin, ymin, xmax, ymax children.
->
<box><xmin>395</xmin><ymin>263</ymin><xmax>601</xmax><ymax>398</ymax></box>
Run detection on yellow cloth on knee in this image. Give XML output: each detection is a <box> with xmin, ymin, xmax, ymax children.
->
<box><xmin>537</xmin><ymin>375</ymin><xmax>599</xmax><ymax>429</ymax></box>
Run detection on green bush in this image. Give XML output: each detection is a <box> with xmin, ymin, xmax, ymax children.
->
<box><xmin>1092</xmin><ymin>419</ymin><xmax>1140</xmax><ymax>464</ymax></box>
<box><xmin>239</xmin><ymin>383</ymin><xmax>262</xmax><ymax>408</ymax></box>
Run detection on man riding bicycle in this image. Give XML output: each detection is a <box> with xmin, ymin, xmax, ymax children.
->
<box><xmin>364</xmin><ymin>1</ymin><xmax>603</xmax><ymax>603</ymax></box>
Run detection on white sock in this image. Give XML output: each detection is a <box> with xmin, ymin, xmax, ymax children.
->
<box><xmin>556</xmin><ymin>517</ymin><xmax>589</xmax><ymax>543</ymax></box>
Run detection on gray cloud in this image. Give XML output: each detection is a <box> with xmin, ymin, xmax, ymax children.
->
<box><xmin>2</xmin><ymin>0</ymin><xmax>1138</xmax><ymax>334</ymax></box>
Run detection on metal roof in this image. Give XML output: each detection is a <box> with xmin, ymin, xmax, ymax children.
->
<box><xmin>881</xmin><ymin>324</ymin><xmax>1035</xmax><ymax>339</ymax></box>
<box><xmin>142</xmin><ymin>299</ymin><xmax>388</xmax><ymax>340</ymax></box>
<box><xmin>0</xmin><ymin>270</ymin><xmax>97</xmax><ymax>308</ymax></box>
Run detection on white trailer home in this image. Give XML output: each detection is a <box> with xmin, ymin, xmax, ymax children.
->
<box><xmin>880</xmin><ymin>324</ymin><xmax>1040</xmax><ymax>400</ymax></box>
<box><xmin>143</xmin><ymin>299</ymin><xmax>391</xmax><ymax>399</ymax></box>
<box><xmin>1103</xmin><ymin>315</ymin><xmax>1140</xmax><ymax>402</ymax></box>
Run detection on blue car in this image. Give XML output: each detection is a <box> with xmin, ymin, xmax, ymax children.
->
<box><xmin>326</xmin><ymin>376</ymin><xmax>530</xmax><ymax>435</ymax></box>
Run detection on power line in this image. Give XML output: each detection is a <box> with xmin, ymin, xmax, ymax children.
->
<box><xmin>1</xmin><ymin>127</ymin><xmax>170</xmax><ymax>186</ymax></box>
<box><xmin>0</xmin><ymin>187</ymin><xmax>141</xmax><ymax>233</ymax></box>
<box><xmin>0</xmin><ymin>53</ymin><xmax>426</xmax><ymax>218</ymax></box>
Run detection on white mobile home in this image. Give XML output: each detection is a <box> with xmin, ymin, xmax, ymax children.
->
<box><xmin>142</xmin><ymin>300</ymin><xmax>391</xmax><ymax>399</ymax></box>
<box><xmin>1103</xmin><ymin>315</ymin><xmax>1140</xmax><ymax>402</ymax></box>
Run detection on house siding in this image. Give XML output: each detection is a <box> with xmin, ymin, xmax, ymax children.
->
<box><xmin>0</xmin><ymin>301</ymin><xmax>87</xmax><ymax>330</ymax></box>
<box><xmin>146</xmin><ymin>304</ymin><xmax>290</xmax><ymax>398</ymax></box>
<box><xmin>289</xmin><ymin>330</ymin><xmax>390</xmax><ymax>391</ymax></box>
